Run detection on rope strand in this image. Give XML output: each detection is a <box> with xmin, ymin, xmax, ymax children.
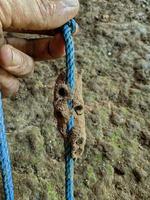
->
<box><xmin>62</xmin><ymin>19</ymin><xmax>76</xmax><ymax>200</ymax></box>
<box><xmin>0</xmin><ymin>93</ymin><xmax>14</xmax><ymax>200</ymax></box>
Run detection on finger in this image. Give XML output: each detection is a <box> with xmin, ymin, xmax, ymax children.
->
<box><xmin>0</xmin><ymin>45</ymin><xmax>34</xmax><ymax>77</ymax></box>
<box><xmin>1</xmin><ymin>0</ymin><xmax>79</xmax><ymax>32</ymax></box>
<box><xmin>0</xmin><ymin>68</ymin><xmax>19</xmax><ymax>97</ymax></box>
<box><xmin>6</xmin><ymin>33</ymin><xmax>66</xmax><ymax>60</ymax></box>
<box><xmin>32</xmin><ymin>33</ymin><xmax>66</xmax><ymax>60</ymax></box>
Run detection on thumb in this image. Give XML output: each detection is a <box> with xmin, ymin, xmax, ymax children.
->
<box><xmin>1</xmin><ymin>0</ymin><xmax>79</xmax><ymax>32</ymax></box>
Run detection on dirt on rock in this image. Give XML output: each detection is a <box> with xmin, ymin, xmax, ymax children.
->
<box><xmin>0</xmin><ymin>0</ymin><xmax>150</xmax><ymax>200</ymax></box>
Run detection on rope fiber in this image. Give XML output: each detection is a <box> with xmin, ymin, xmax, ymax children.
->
<box><xmin>62</xmin><ymin>19</ymin><xmax>76</xmax><ymax>200</ymax></box>
<box><xmin>0</xmin><ymin>93</ymin><xmax>14</xmax><ymax>200</ymax></box>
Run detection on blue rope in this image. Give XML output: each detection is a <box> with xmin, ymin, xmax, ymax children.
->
<box><xmin>0</xmin><ymin>92</ymin><xmax>14</xmax><ymax>200</ymax></box>
<box><xmin>62</xmin><ymin>19</ymin><xmax>76</xmax><ymax>200</ymax></box>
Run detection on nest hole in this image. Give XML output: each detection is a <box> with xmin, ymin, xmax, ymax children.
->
<box><xmin>55</xmin><ymin>111</ymin><xmax>63</xmax><ymax>119</ymax></box>
<box><xmin>59</xmin><ymin>87</ymin><xmax>68</xmax><ymax>97</ymax></box>
<box><xmin>74</xmin><ymin>105</ymin><xmax>84</xmax><ymax>115</ymax></box>
<box><xmin>76</xmin><ymin>137</ymin><xmax>84</xmax><ymax>145</ymax></box>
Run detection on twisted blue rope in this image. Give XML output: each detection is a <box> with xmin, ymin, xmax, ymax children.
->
<box><xmin>0</xmin><ymin>93</ymin><xmax>14</xmax><ymax>200</ymax></box>
<box><xmin>62</xmin><ymin>19</ymin><xmax>76</xmax><ymax>200</ymax></box>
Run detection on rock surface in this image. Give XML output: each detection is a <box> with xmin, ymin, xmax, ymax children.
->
<box><xmin>0</xmin><ymin>0</ymin><xmax>150</xmax><ymax>199</ymax></box>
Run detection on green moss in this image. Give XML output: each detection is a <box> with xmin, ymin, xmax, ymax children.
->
<box><xmin>112</xmin><ymin>127</ymin><xmax>123</xmax><ymax>142</ymax></box>
<box><xmin>128</xmin><ymin>138</ymin><xmax>140</xmax><ymax>156</ymax></box>
<box><xmin>106</xmin><ymin>127</ymin><xmax>128</xmax><ymax>157</ymax></box>
<box><xmin>35</xmin><ymin>80</ymin><xmax>44</xmax><ymax>89</ymax></box>
<box><xmin>105</xmin><ymin>163</ymin><xmax>114</xmax><ymax>176</ymax></box>
<box><xmin>84</xmin><ymin>90</ymin><xmax>97</xmax><ymax>102</ymax></box>
<box><xmin>99</xmin><ymin>107</ymin><xmax>110</xmax><ymax>128</ymax></box>
<box><xmin>87</xmin><ymin>166</ymin><xmax>97</xmax><ymax>184</ymax></box>
<box><xmin>92</xmin><ymin>153</ymin><xmax>103</xmax><ymax>164</ymax></box>
<box><xmin>47</xmin><ymin>183</ymin><xmax>59</xmax><ymax>200</ymax></box>
<box><xmin>120</xmin><ymin>107</ymin><xmax>130</xmax><ymax>117</ymax></box>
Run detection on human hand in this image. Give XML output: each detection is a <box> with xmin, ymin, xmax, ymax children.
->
<box><xmin>0</xmin><ymin>0</ymin><xmax>79</xmax><ymax>97</ymax></box>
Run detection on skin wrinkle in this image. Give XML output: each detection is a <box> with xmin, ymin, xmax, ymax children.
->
<box><xmin>34</xmin><ymin>0</ymin><xmax>68</xmax><ymax>30</ymax></box>
<box><xmin>11</xmin><ymin>49</ymin><xmax>24</xmax><ymax>75</ymax></box>
<box><xmin>0</xmin><ymin>1</ymin><xmax>12</xmax><ymax>28</ymax></box>
<box><xmin>37</xmin><ymin>0</ymin><xmax>56</xmax><ymax>18</ymax></box>
<box><xmin>10</xmin><ymin>47</ymin><xmax>34</xmax><ymax>76</ymax></box>
<box><xmin>0</xmin><ymin>68</ymin><xmax>19</xmax><ymax>96</ymax></box>
<box><xmin>0</xmin><ymin>45</ymin><xmax>34</xmax><ymax>76</ymax></box>
<box><xmin>36</xmin><ymin>0</ymin><xmax>51</xmax><ymax>28</ymax></box>
<box><xmin>0</xmin><ymin>0</ymin><xmax>79</xmax><ymax>31</ymax></box>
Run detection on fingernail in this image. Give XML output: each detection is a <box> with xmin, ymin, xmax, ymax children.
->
<box><xmin>11</xmin><ymin>48</ymin><xmax>22</xmax><ymax>66</ymax></box>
